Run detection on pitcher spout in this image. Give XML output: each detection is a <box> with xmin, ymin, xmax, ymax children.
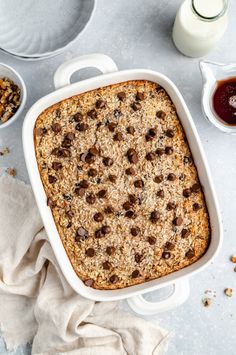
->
<box><xmin>199</xmin><ymin>61</ymin><xmax>224</xmax><ymax>84</ymax></box>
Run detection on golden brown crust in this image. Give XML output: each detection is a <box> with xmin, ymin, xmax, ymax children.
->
<box><xmin>34</xmin><ymin>80</ymin><xmax>210</xmax><ymax>290</ymax></box>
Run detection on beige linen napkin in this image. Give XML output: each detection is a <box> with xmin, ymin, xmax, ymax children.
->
<box><xmin>0</xmin><ymin>175</ymin><xmax>169</xmax><ymax>355</ymax></box>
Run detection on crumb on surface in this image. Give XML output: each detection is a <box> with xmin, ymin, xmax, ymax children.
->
<box><xmin>6</xmin><ymin>167</ymin><xmax>16</xmax><ymax>177</ymax></box>
<box><xmin>224</xmin><ymin>288</ymin><xmax>233</xmax><ymax>297</ymax></box>
<box><xmin>0</xmin><ymin>147</ymin><xmax>10</xmax><ymax>156</ymax></box>
<box><xmin>230</xmin><ymin>256</ymin><xmax>236</xmax><ymax>263</ymax></box>
<box><xmin>202</xmin><ymin>297</ymin><xmax>213</xmax><ymax>307</ymax></box>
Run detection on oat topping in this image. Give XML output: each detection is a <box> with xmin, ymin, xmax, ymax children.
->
<box><xmin>34</xmin><ymin>80</ymin><xmax>210</xmax><ymax>290</ymax></box>
<box><xmin>0</xmin><ymin>78</ymin><xmax>21</xmax><ymax>123</ymax></box>
<box><xmin>224</xmin><ymin>288</ymin><xmax>233</xmax><ymax>297</ymax></box>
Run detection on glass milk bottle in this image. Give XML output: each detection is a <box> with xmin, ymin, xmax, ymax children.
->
<box><xmin>172</xmin><ymin>0</ymin><xmax>229</xmax><ymax>57</ymax></box>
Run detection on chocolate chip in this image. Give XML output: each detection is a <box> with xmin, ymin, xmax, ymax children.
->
<box><xmin>103</xmin><ymin>157</ymin><xmax>113</xmax><ymax>167</ymax></box>
<box><xmin>146</xmin><ymin>128</ymin><xmax>156</xmax><ymax>141</ymax></box>
<box><xmin>61</xmin><ymin>139</ymin><xmax>71</xmax><ymax>148</ymax></box>
<box><xmin>156</xmin><ymin>148</ymin><xmax>165</xmax><ymax>156</ymax></box>
<box><xmin>183</xmin><ymin>188</ymin><xmax>191</xmax><ymax>198</ymax></box>
<box><xmin>86</xmin><ymin>248</ymin><xmax>95</xmax><ymax>257</ymax></box>
<box><xmin>135</xmin><ymin>253</ymin><xmax>144</xmax><ymax>263</ymax></box>
<box><xmin>123</xmin><ymin>201</ymin><xmax>132</xmax><ymax>210</ymax></box>
<box><xmin>76</xmin><ymin>122</ymin><xmax>89</xmax><ymax>132</ymax></box>
<box><xmin>95</xmin><ymin>229</ymin><xmax>103</xmax><ymax>238</ymax></box>
<box><xmin>66</xmin><ymin>210</ymin><xmax>74</xmax><ymax>219</ymax></box>
<box><xmin>193</xmin><ymin>203</ymin><xmax>202</xmax><ymax>211</ymax></box>
<box><xmin>191</xmin><ymin>183</ymin><xmax>201</xmax><ymax>193</ymax></box>
<box><xmin>84</xmin><ymin>279</ymin><xmax>94</xmax><ymax>287</ymax></box>
<box><xmin>94</xmin><ymin>212</ymin><xmax>104</xmax><ymax>222</ymax></box>
<box><xmin>167</xmin><ymin>173</ymin><xmax>176</xmax><ymax>181</ymax></box>
<box><xmin>147</xmin><ymin>236</ymin><xmax>156</xmax><ymax>245</ymax></box>
<box><xmin>150</xmin><ymin>210</ymin><xmax>160</xmax><ymax>223</ymax></box>
<box><xmin>154</xmin><ymin>175</ymin><xmax>163</xmax><ymax>183</ymax></box>
<box><xmin>37</xmin><ymin>127</ymin><xmax>47</xmax><ymax>136</ymax></box>
<box><xmin>134</xmin><ymin>179</ymin><xmax>144</xmax><ymax>188</ymax></box>
<box><xmin>87</xmin><ymin>109</ymin><xmax>97</xmax><ymax>119</ymax></box>
<box><xmin>125</xmin><ymin>167</ymin><xmax>136</xmax><ymax>176</ymax></box>
<box><xmin>97</xmin><ymin>189</ymin><xmax>107</xmax><ymax>198</ymax></box>
<box><xmin>88</xmin><ymin>168</ymin><xmax>98</xmax><ymax>177</ymax></box>
<box><xmin>108</xmin><ymin>122</ymin><xmax>117</xmax><ymax>132</ymax></box>
<box><xmin>96</xmin><ymin>99</ymin><xmax>106</xmax><ymax>109</ymax></box>
<box><xmin>106</xmin><ymin>246</ymin><xmax>115</xmax><ymax>255</ymax></box>
<box><xmin>185</xmin><ymin>249</ymin><xmax>195</xmax><ymax>259</ymax></box>
<box><xmin>146</xmin><ymin>152</ymin><xmax>156</xmax><ymax>161</ymax></box>
<box><xmin>131</xmin><ymin>270</ymin><xmax>140</xmax><ymax>278</ymax></box>
<box><xmin>165</xmin><ymin>146</ymin><xmax>173</xmax><ymax>155</ymax></box>
<box><xmin>125</xmin><ymin>210</ymin><xmax>136</xmax><ymax>219</ymax></box>
<box><xmin>157</xmin><ymin>189</ymin><xmax>164</xmax><ymax>198</ymax></box>
<box><xmin>181</xmin><ymin>229</ymin><xmax>190</xmax><ymax>238</ymax></box>
<box><xmin>74</xmin><ymin>112</ymin><xmax>83</xmax><ymax>122</ymax></box>
<box><xmin>62</xmin><ymin>149</ymin><xmax>71</xmax><ymax>158</ymax></box>
<box><xmin>165</xmin><ymin>242</ymin><xmax>175</xmax><ymax>250</ymax></box>
<box><xmin>113</xmin><ymin>132</ymin><xmax>123</xmax><ymax>141</ymax></box>
<box><xmin>127</xmin><ymin>126</ymin><xmax>135</xmax><ymax>135</ymax></box>
<box><xmin>51</xmin><ymin>148</ymin><xmax>61</xmax><ymax>156</ymax></box>
<box><xmin>101</xmin><ymin>225</ymin><xmax>111</xmax><ymax>234</ymax></box>
<box><xmin>184</xmin><ymin>156</ymin><xmax>190</xmax><ymax>164</ymax></box>
<box><xmin>165</xmin><ymin>129</ymin><xmax>175</xmax><ymax>138</ymax></box>
<box><xmin>162</xmin><ymin>251</ymin><xmax>171</xmax><ymax>259</ymax></box>
<box><xmin>75</xmin><ymin>187</ymin><xmax>86</xmax><ymax>197</ymax></box>
<box><xmin>79</xmin><ymin>180</ymin><xmax>89</xmax><ymax>188</ymax></box>
<box><xmin>47</xmin><ymin>197</ymin><xmax>55</xmax><ymax>207</ymax></box>
<box><xmin>129</xmin><ymin>194</ymin><xmax>137</xmax><ymax>204</ymax></box>
<box><xmin>156</xmin><ymin>110</ymin><xmax>166</xmax><ymax>119</ymax></box>
<box><xmin>86</xmin><ymin>193</ymin><xmax>96</xmax><ymax>204</ymax></box>
<box><xmin>52</xmin><ymin>123</ymin><xmax>61</xmax><ymax>133</ymax></box>
<box><xmin>117</xmin><ymin>92</ymin><xmax>126</xmax><ymax>101</ymax></box>
<box><xmin>167</xmin><ymin>202</ymin><xmax>176</xmax><ymax>210</ymax></box>
<box><xmin>89</xmin><ymin>147</ymin><xmax>99</xmax><ymax>156</ymax></box>
<box><xmin>131</xmin><ymin>227</ymin><xmax>140</xmax><ymax>236</ymax></box>
<box><xmin>48</xmin><ymin>175</ymin><xmax>57</xmax><ymax>184</ymax></box>
<box><xmin>102</xmin><ymin>261</ymin><xmax>111</xmax><ymax>270</ymax></box>
<box><xmin>76</xmin><ymin>227</ymin><xmax>88</xmax><ymax>241</ymax></box>
<box><xmin>110</xmin><ymin>275</ymin><xmax>119</xmax><ymax>284</ymax></box>
<box><xmin>108</xmin><ymin>174</ymin><xmax>116</xmax><ymax>183</ymax></box>
<box><xmin>52</xmin><ymin>162</ymin><xmax>62</xmax><ymax>170</ymax></box>
<box><xmin>131</xmin><ymin>102</ymin><xmax>141</xmax><ymax>111</ymax></box>
<box><xmin>136</xmin><ymin>92</ymin><xmax>145</xmax><ymax>101</ymax></box>
<box><xmin>85</xmin><ymin>152</ymin><xmax>96</xmax><ymax>164</ymax></box>
<box><xmin>173</xmin><ymin>217</ymin><xmax>183</xmax><ymax>226</ymax></box>
<box><xmin>127</xmin><ymin>148</ymin><xmax>138</xmax><ymax>164</ymax></box>
<box><xmin>114</xmin><ymin>109</ymin><xmax>122</xmax><ymax>118</ymax></box>
<box><xmin>104</xmin><ymin>205</ymin><xmax>114</xmax><ymax>214</ymax></box>
<box><xmin>65</xmin><ymin>132</ymin><xmax>75</xmax><ymax>141</ymax></box>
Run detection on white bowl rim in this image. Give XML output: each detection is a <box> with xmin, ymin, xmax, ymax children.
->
<box><xmin>0</xmin><ymin>62</ymin><xmax>27</xmax><ymax>129</ymax></box>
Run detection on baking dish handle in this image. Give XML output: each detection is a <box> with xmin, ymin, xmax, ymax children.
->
<box><xmin>54</xmin><ymin>54</ymin><xmax>118</xmax><ymax>89</ymax></box>
<box><xmin>127</xmin><ymin>278</ymin><xmax>190</xmax><ymax>315</ymax></box>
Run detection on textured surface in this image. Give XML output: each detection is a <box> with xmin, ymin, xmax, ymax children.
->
<box><xmin>34</xmin><ymin>80</ymin><xmax>210</xmax><ymax>289</ymax></box>
<box><xmin>0</xmin><ymin>0</ymin><xmax>236</xmax><ymax>354</ymax></box>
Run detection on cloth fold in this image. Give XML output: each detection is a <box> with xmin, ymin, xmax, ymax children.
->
<box><xmin>0</xmin><ymin>175</ymin><xmax>169</xmax><ymax>355</ymax></box>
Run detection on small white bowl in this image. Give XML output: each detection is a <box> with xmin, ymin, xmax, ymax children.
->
<box><xmin>0</xmin><ymin>63</ymin><xmax>27</xmax><ymax>129</ymax></box>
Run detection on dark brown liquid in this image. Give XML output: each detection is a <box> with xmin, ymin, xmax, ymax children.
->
<box><xmin>213</xmin><ymin>77</ymin><xmax>236</xmax><ymax>125</ymax></box>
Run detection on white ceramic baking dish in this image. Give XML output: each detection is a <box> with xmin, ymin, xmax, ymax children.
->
<box><xmin>22</xmin><ymin>54</ymin><xmax>222</xmax><ymax>315</ymax></box>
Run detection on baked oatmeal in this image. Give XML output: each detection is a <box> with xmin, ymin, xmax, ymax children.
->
<box><xmin>34</xmin><ymin>80</ymin><xmax>210</xmax><ymax>290</ymax></box>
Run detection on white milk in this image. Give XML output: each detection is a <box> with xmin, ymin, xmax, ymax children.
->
<box><xmin>172</xmin><ymin>0</ymin><xmax>228</xmax><ymax>57</ymax></box>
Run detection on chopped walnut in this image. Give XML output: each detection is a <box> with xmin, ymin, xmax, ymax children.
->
<box><xmin>6</xmin><ymin>168</ymin><xmax>16</xmax><ymax>177</ymax></box>
<box><xmin>202</xmin><ymin>298</ymin><xmax>213</xmax><ymax>307</ymax></box>
<box><xmin>0</xmin><ymin>78</ymin><xmax>21</xmax><ymax>123</ymax></box>
<box><xmin>224</xmin><ymin>288</ymin><xmax>233</xmax><ymax>297</ymax></box>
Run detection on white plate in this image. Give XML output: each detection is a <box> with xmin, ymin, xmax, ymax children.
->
<box><xmin>0</xmin><ymin>0</ymin><xmax>96</xmax><ymax>58</ymax></box>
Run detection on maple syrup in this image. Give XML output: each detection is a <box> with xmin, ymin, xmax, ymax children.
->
<box><xmin>213</xmin><ymin>77</ymin><xmax>236</xmax><ymax>125</ymax></box>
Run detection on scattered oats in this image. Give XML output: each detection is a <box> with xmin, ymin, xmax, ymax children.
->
<box><xmin>0</xmin><ymin>147</ymin><xmax>10</xmax><ymax>156</ymax></box>
<box><xmin>202</xmin><ymin>298</ymin><xmax>212</xmax><ymax>307</ymax></box>
<box><xmin>204</xmin><ymin>289</ymin><xmax>216</xmax><ymax>297</ymax></box>
<box><xmin>224</xmin><ymin>288</ymin><xmax>233</xmax><ymax>297</ymax></box>
<box><xmin>230</xmin><ymin>256</ymin><xmax>236</xmax><ymax>263</ymax></box>
<box><xmin>6</xmin><ymin>168</ymin><xmax>16</xmax><ymax>177</ymax></box>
